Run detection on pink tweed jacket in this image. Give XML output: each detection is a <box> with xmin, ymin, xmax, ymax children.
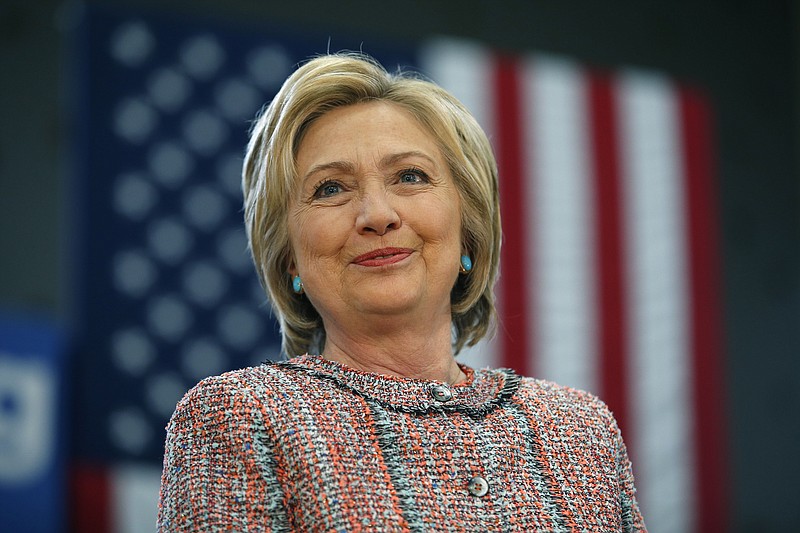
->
<box><xmin>158</xmin><ymin>355</ymin><xmax>646</xmax><ymax>532</ymax></box>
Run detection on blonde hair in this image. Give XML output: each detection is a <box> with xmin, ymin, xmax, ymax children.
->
<box><xmin>243</xmin><ymin>53</ymin><xmax>501</xmax><ymax>357</ymax></box>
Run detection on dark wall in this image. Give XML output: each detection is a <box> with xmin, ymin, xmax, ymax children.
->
<box><xmin>0</xmin><ymin>1</ymin><xmax>63</xmax><ymax>312</ymax></box>
<box><xmin>1</xmin><ymin>1</ymin><xmax>797</xmax><ymax>529</ymax></box>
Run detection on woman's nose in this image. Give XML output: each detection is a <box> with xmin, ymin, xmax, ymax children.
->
<box><xmin>355</xmin><ymin>188</ymin><xmax>401</xmax><ymax>236</ymax></box>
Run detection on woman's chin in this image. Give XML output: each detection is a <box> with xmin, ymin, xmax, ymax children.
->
<box><xmin>352</xmin><ymin>293</ymin><xmax>421</xmax><ymax>316</ymax></box>
<box><xmin>348</xmin><ymin>281</ymin><xmax>427</xmax><ymax>316</ymax></box>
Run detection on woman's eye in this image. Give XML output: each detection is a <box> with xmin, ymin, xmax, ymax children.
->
<box><xmin>314</xmin><ymin>181</ymin><xmax>343</xmax><ymax>198</ymax></box>
<box><xmin>399</xmin><ymin>169</ymin><xmax>428</xmax><ymax>184</ymax></box>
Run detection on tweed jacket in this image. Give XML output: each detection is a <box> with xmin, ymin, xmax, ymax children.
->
<box><xmin>158</xmin><ymin>355</ymin><xmax>646</xmax><ymax>532</ymax></box>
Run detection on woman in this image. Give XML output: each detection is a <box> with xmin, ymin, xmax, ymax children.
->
<box><xmin>158</xmin><ymin>53</ymin><xmax>646</xmax><ymax>532</ymax></box>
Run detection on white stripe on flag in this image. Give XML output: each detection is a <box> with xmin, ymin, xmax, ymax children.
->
<box><xmin>112</xmin><ymin>464</ymin><xmax>162</xmax><ymax>533</ymax></box>
<box><xmin>419</xmin><ymin>39</ymin><xmax>495</xmax><ymax>141</ymax></box>
<box><xmin>618</xmin><ymin>71</ymin><xmax>696</xmax><ymax>533</ymax></box>
<box><xmin>525</xmin><ymin>56</ymin><xmax>598</xmax><ymax>394</ymax></box>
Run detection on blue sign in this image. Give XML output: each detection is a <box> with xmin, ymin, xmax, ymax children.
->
<box><xmin>0</xmin><ymin>312</ymin><xmax>65</xmax><ymax>533</ymax></box>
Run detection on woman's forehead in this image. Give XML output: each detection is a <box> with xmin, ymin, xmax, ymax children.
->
<box><xmin>294</xmin><ymin>101</ymin><xmax>447</xmax><ymax>175</ymax></box>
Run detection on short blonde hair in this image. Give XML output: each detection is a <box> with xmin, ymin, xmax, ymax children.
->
<box><xmin>243</xmin><ymin>53</ymin><xmax>501</xmax><ymax>357</ymax></box>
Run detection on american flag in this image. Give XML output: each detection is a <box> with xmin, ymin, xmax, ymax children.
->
<box><xmin>68</xmin><ymin>5</ymin><xmax>726</xmax><ymax>532</ymax></box>
<box><xmin>421</xmin><ymin>41</ymin><xmax>727</xmax><ymax>532</ymax></box>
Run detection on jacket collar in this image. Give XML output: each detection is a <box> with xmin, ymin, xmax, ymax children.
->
<box><xmin>272</xmin><ymin>354</ymin><xmax>521</xmax><ymax>417</ymax></box>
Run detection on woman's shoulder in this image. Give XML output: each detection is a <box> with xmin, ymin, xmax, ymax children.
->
<box><xmin>179</xmin><ymin>362</ymin><xmax>281</xmax><ymax>397</ymax></box>
<box><xmin>515</xmin><ymin>375</ymin><xmax>602</xmax><ymax>403</ymax></box>
<box><xmin>512</xmin><ymin>374</ymin><xmax>618</xmax><ymax>429</ymax></box>
<box><xmin>170</xmin><ymin>362</ymin><xmax>300</xmax><ymax>422</ymax></box>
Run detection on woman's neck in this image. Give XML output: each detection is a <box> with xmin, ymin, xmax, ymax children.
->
<box><xmin>319</xmin><ymin>313</ymin><xmax>465</xmax><ymax>384</ymax></box>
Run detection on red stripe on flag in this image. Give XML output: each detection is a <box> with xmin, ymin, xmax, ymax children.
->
<box><xmin>492</xmin><ymin>55</ymin><xmax>531</xmax><ymax>375</ymax></box>
<box><xmin>679</xmin><ymin>86</ymin><xmax>728</xmax><ymax>532</ymax></box>
<box><xmin>70</xmin><ymin>464</ymin><xmax>112</xmax><ymax>533</ymax></box>
<box><xmin>588</xmin><ymin>72</ymin><xmax>630</xmax><ymax>439</ymax></box>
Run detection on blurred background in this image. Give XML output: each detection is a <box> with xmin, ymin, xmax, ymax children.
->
<box><xmin>0</xmin><ymin>1</ymin><xmax>797</xmax><ymax>532</ymax></box>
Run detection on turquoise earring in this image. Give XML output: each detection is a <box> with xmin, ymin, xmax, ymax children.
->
<box><xmin>459</xmin><ymin>255</ymin><xmax>473</xmax><ymax>274</ymax></box>
<box><xmin>292</xmin><ymin>275</ymin><xmax>304</xmax><ymax>294</ymax></box>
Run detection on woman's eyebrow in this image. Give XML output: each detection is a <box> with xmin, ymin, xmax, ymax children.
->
<box><xmin>302</xmin><ymin>160</ymin><xmax>357</xmax><ymax>182</ymax></box>
<box><xmin>379</xmin><ymin>151</ymin><xmax>438</xmax><ymax>169</ymax></box>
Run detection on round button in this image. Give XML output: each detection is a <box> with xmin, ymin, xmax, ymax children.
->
<box><xmin>467</xmin><ymin>476</ymin><xmax>489</xmax><ymax>497</ymax></box>
<box><xmin>430</xmin><ymin>383</ymin><xmax>453</xmax><ymax>402</ymax></box>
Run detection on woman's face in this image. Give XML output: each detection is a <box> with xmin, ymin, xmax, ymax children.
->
<box><xmin>288</xmin><ymin>101</ymin><xmax>462</xmax><ymax>326</ymax></box>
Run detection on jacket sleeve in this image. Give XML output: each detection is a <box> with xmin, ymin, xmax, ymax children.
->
<box><xmin>613</xmin><ymin>421</ymin><xmax>647</xmax><ymax>532</ymax></box>
<box><xmin>157</xmin><ymin>373</ymin><xmax>291</xmax><ymax>532</ymax></box>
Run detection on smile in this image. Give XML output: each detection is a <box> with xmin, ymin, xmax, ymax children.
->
<box><xmin>351</xmin><ymin>247</ymin><xmax>414</xmax><ymax>267</ymax></box>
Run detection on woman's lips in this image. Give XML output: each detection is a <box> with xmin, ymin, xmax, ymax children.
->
<box><xmin>351</xmin><ymin>247</ymin><xmax>413</xmax><ymax>267</ymax></box>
